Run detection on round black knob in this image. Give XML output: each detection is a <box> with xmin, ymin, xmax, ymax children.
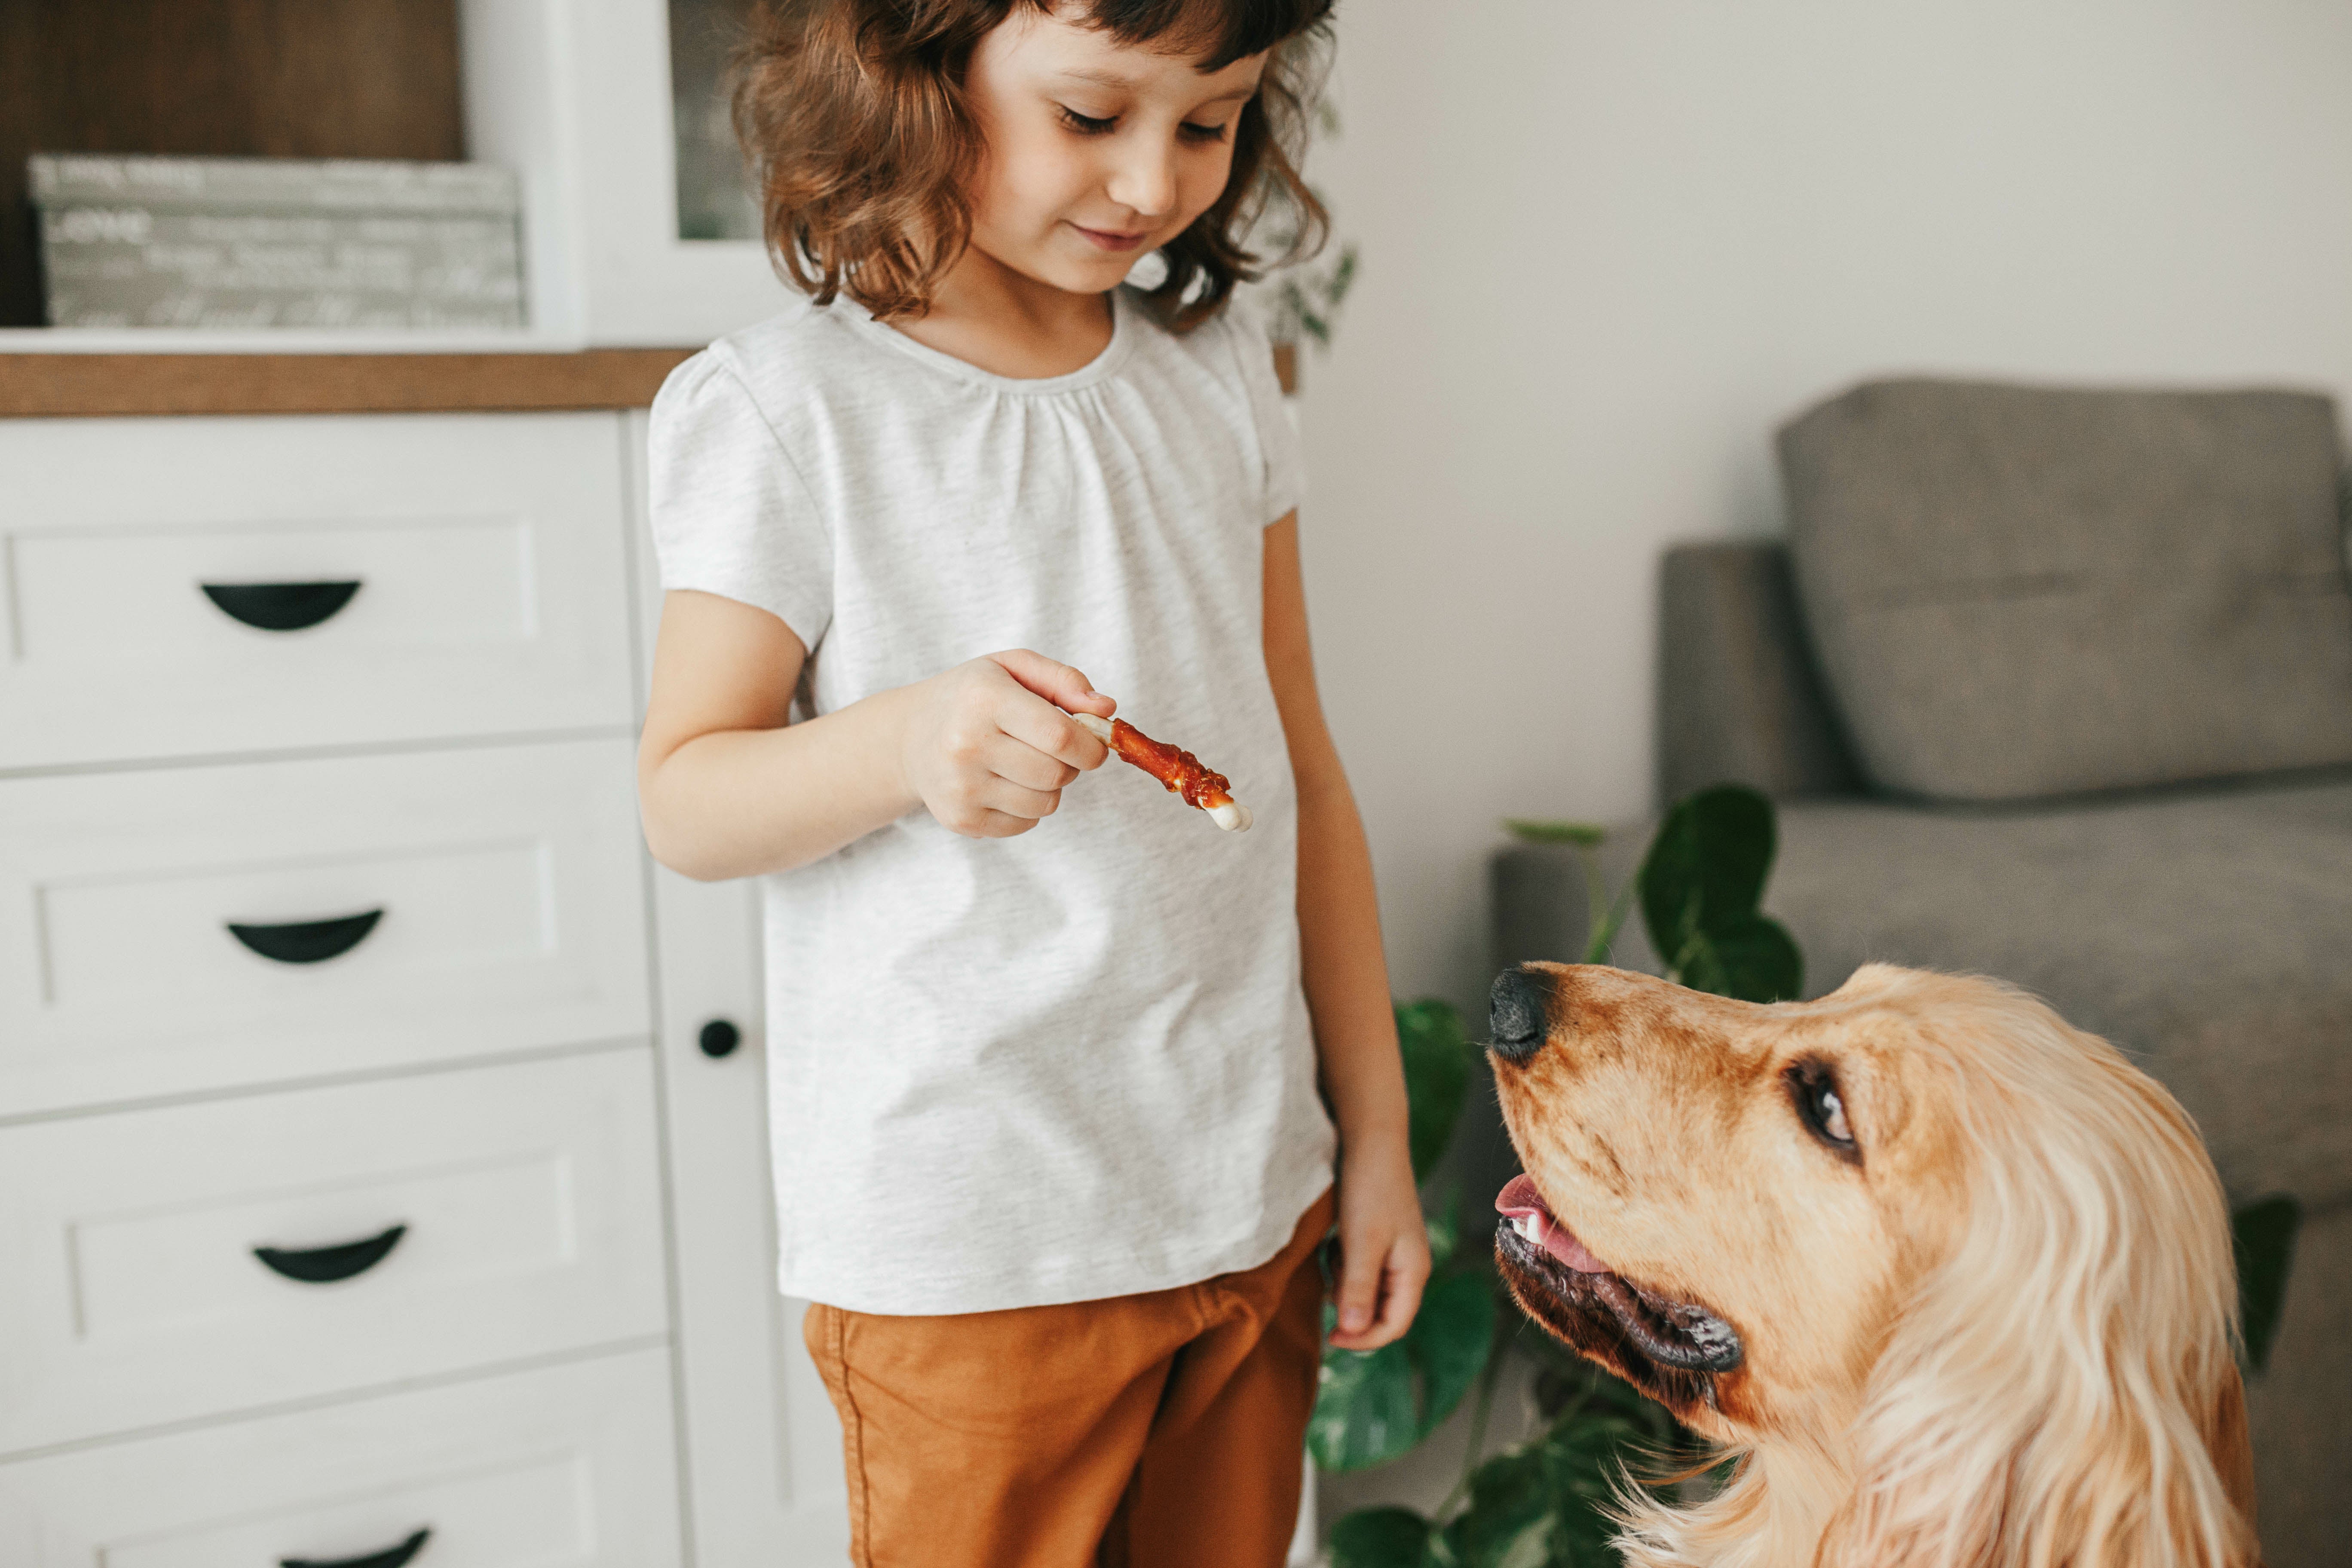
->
<box><xmin>698</xmin><ymin>1018</ymin><xmax>743</xmax><ymax>1059</ymax></box>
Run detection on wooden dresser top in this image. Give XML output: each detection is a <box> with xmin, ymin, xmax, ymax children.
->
<box><xmin>0</xmin><ymin>350</ymin><xmax>701</xmax><ymax>418</ymax></box>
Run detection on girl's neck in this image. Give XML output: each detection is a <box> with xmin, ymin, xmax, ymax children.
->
<box><xmin>887</xmin><ymin>244</ymin><xmax>1116</xmax><ymax>380</ymax></box>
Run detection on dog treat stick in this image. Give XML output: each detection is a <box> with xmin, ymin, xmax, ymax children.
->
<box><xmin>1069</xmin><ymin>711</ymin><xmax>1253</xmax><ymax>833</ymax></box>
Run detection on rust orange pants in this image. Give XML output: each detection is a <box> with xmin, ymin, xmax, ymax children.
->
<box><xmin>804</xmin><ymin>1188</ymin><xmax>1335</xmax><ymax>1568</ymax></box>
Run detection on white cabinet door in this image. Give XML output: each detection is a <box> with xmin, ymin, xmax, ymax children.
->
<box><xmin>651</xmin><ymin>870</ymin><xmax>852</xmax><ymax>1568</ymax></box>
<box><xmin>625</xmin><ymin>413</ymin><xmax>848</xmax><ymax>1564</ymax></box>
<box><xmin>459</xmin><ymin>0</ymin><xmax>790</xmax><ymax>346</ymax></box>
<box><xmin>0</xmin><ymin>1348</ymin><xmax>683</xmax><ymax>1568</ymax></box>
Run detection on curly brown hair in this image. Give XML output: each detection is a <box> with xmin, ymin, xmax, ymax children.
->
<box><xmin>732</xmin><ymin>0</ymin><xmax>1333</xmax><ymax>332</ymax></box>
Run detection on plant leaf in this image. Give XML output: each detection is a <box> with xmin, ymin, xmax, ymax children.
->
<box><xmin>1539</xmin><ymin>1410</ymin><xmax>1649</xmax><ymax>1564</ymax></box>
<box><xmin>1424</xmin><ymin>1182</ymin><xmax>1464</xmax><ymax>1271</ymax></box>
<box><xmin>1640</xmin><ymin>786</ymin><xmax>1803</xmax><ymax>1001</ymax></box>
<box><xmin>1409</xmin><ymin>1270</ymin><xmax>1497</xmax><ymax>1435</ymax></box>
<box><xmin>1311</xmin><ymin>1263</ymin><xmax>1496</xmax><ymax>1473</ymax></box>
<box><xmin>1397</xmin><ymin>998</ymin><xmax>1473</xmax><ymax>1184</ymax></box>
<box><xmin>2232</xmin><ymin>1193</ymin><xmax>2300</xmax><ymax>1374</ymax></box>
<box><xmin>1311</xmin><ymin>1338</ymin><xmax>1422</xmax><ymax>1471</ymax></box>
<box><xmin>1638</xmin><ymin>786</ymin><xmax>1775</xmax><ymax>963</ymax></box>
<box><xmin>1443</xmin><ymin>1442</ymin><xmax>1554</xmax><ymax>1568</ymax></box>
<box><xmin>1504</xmin><ymin>818</ymin><xmax>1607</xmax><ymax>848</ymax></box>
<box><xmin>1330</xmin><ymin>1507</ymin><xmax>1438</xmax><ymax>1568</ymax></box>
<box><xmin>1679</xmin><ymin>912</ymin><xmax>1804</xmax><ymax>1004</ymax></box>
<box><xmin>1581</xmin><ymin>876</ymin><xmax>1639</xmax><ymax>967</ymax></box>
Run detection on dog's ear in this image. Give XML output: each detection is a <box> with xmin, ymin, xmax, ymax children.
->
<box><xmin>1820</xmin><ymin>1020</ymin><xmax>2261</xmax><ymax>1568</ymax></box>
<box><xmin>2206</xmin><ymin>1362</ymin><xmax>2259</xmax><ymax>1544</ymax></box>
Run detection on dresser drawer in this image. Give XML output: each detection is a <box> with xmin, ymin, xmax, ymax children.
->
<box><xmin>0</xmin><ymin>1048</ymin><xmax>667</xmax><ymax>1454</ymax></box>
<box><xmin>0</xmin><ymin>1348</ymin><xmax>681</xmax><ymax>1567</ymax></box>
<box><xmin>0</xmin><ymin>413</ymin><xmax>636</xmax><ymax>771</ymax></box>
<box><xmin>0</xmin><ymin>737</ymin><xmax>650</xmax><ymax>1117</ymax></box>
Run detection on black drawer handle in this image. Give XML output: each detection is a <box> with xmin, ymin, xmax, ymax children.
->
<box><xmin>254</xmin><ymin>1222</ymin><xmax>407</xmax><ymax>1284</ymax></box>
<box><xmin>282</xmin><ymin>1526</ymin><xmax>431</xmax><ymax>1568</ymax></box>
<box><xmin>200</xmin><ymin>579</ymin><xmax>362</xmax><ymax>632</ymax></box>
<box><xmin>699</xmin><ymin>1017</ymin><xmax>743</xmax><ymax>1059</ymax></box>
<box><xmin>227</xmin><ymin>909</ymin><xmax>384</xmax><ymax>965</ymax></box>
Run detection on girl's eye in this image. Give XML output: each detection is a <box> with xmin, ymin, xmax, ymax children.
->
<box><xmin>1058</xmin><ymin>107</ymin><xmax>1117</xmax><ymax>136</ymax></box>
<box><xmin>1788</xmin><ymin>1061</ymin><xmax>1858</xmax><ymax>1156</ymax></box>
<box><xmin>1179</xmin><ymin>121</ymin><xmax>1231</xmax><ymax>144</ymax></box>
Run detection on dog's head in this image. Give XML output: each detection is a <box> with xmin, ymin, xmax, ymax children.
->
<box><xmin>1488</xmin><ymin>961</ymin><xmax>2260</xmax><ymax>1568</ymax></box>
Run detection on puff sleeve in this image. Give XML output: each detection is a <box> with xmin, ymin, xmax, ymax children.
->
<box><xmin>646</xmin><ymin>351</ymin><xmax>835</xmax><ymax>652</ymax></box>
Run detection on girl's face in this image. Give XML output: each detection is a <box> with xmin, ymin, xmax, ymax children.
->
<box><xmin>962</xmin><ymin>5</ymin><xmax>1267</xmax><ymax>297</ymax></box>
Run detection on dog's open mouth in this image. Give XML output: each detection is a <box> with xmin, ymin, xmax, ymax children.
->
<box><xmin>1495</xmin><ymin>1175</ymin><xmax>1744</xmax><ymax>1375</ymax></box>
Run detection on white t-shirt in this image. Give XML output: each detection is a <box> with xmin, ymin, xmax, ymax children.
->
<box><xmin>647</xmin><ymin>285</ymin><xmax>1337</xmax><ymax>1314</ymax></box>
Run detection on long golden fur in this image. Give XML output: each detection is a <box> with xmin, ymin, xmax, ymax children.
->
<box><xmin>1489</xmin><ymin>962</ymin><xmax>2260</xmax><ymax>1568</ymax></box>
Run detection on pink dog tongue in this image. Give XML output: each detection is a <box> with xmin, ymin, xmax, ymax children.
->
<box><xmin>1495</xmin><ymin>1175</ymin><xmax>1608</xmax><ymax>1274</ymax></box>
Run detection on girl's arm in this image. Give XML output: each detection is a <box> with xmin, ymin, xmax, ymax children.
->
<box><xmin>1264</xmin><ymin>514</ymin><xmax>1431</xmax><ymax>1351</ymax></box>
<box><xmin>638</xmin><ymin>589</ymin><xmax>1114</xmax><ymax>880</ymax></box>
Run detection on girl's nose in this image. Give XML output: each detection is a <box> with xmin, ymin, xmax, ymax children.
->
<box><xmin>1104</xmin><ymin>140</ymin><xmax>1177</xmax><ymax>220</ymax></box>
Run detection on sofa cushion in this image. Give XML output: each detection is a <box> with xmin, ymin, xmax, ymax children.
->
<box><xmin>1779</xmin><ymin>379</ymin><xmax>2352</xmax><ymax>802</ymax></box>
<box><xmin>1767</xmin><ymin>775</ymin><xmax>2352</xmax><ymax>1209</ymax></box>
<box><xmin>1658</xmin><ymin>542</ymin><xmax>1861</xmax><ymax>802</ymax></box>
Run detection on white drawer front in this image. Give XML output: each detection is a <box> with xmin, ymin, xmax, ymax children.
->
<box><xmin>0</xmin><ymin>1348</ymin><xmax>682</xmax><ymax>1568</ymax></box>
<box><xmin>0</xmin><ymin>1050</ymin><xmax>668</xmax><ymax>1455</ymax></box>
<box><xmin>0</xmin><ymin>413</ymin><xmax>636</xmax><ymax>771</ymax></box>
<box><xmin>0</xmin><ymin>738</ymin><xmax>650</xmax><ymax>1116</ymax></box>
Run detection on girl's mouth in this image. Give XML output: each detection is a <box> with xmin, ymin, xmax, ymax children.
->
<box><xmin>1071</xmin><ymin>224</ymin><xmax>1149</xmax><ymax>253</ymax></box>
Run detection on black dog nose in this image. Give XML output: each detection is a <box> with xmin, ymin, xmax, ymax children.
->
<box><xmin>1488</xmin><ymin>966</ymin><xmax>1554</xmax><ymax>1066</ymax></box>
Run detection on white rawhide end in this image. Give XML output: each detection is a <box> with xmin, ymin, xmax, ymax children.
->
<box><xmin>1068</xmin><ymin>708</ymin><xmax>1249</xmax><ymax>830</ymax></box>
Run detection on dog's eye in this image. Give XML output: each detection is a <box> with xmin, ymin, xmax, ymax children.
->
<box><xmin>1788</xmin><ymin>1061</ymin><xmax>1857</xmax><ymax>1155</ymax></box>
<box><xmin>1814</xmin><ymin>1082</ymin><xmax>1852</xmax><ymax>1143</ymax></box>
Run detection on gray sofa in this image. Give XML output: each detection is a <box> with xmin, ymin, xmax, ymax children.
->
<box><xmin>1488</xmin><ymin>380</ymin><xmax>2352</xmax><ymax>1567</ymax></box>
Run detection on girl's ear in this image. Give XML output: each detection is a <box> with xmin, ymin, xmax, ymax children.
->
<box><xmin>1820</xmin><ymin>1037</ymin><xmax>2260</xmax><ymax>1568</ymax></box>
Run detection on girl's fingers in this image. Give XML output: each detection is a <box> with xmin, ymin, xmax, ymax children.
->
<box><xmin>976</xmin><ymin>775</ymin><xmax>1062</xmax><ymax>824</ymax></box>
<box><xmin>1332</xmin><ymin>1234</ymin><xmax>1385</xmax><ymax>1340</ymax></box>
<box><xmin>988</xmin><ymin>649</ymin><xmax>1116</xmax><ymax>720</ymax></box>
<box><xmin>1366</xmin><ymin>1246</ymin><xmax>1427</xmax><ymax>1341</ymax></box>
<box><xmin>1329</xmin><ymin>1233</ymin><xmax>1430</xmax><ymax>1350</ymax></box>
<box><xmin>996</xmin><ymin>687</ymin><xmax>1110</xmax><ymax>772</ymax></box>
<box><xmin>983</xmin><ymin>731</ymin><xmax>1085</xmax><ymax>792</ymax></box>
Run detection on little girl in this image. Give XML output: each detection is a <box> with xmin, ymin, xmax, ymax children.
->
<box><xmin>637</xmin><ymin>1</ymin><xmax>1425</xmax><ymax>1562</ymax></box>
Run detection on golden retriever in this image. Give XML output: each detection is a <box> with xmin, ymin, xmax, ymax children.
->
<box><xmin>1487</xmin><ymin>961</ymin><xmax>2260</xmax><ymax>1568</ymax></box>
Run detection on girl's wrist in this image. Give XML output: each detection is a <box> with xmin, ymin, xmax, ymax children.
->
<box><xmin>857</xmin><ymin>680</ymin><xmax>926</xmax><ymax>820</ymax></box>
<box><xmin>1335</xmin><ymin>1120</ymin><xmax>1412</xmax><ymax>1170</ymax></box>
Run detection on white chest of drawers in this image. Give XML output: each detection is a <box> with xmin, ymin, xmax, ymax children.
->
<box><xmin>0</xmin><ymin>402</ymin><xmax>849</xmax><ymax>1567</ymax></box>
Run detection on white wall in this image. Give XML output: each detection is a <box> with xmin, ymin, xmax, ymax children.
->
<box><xmin>1295</xmin><ymin>0</ymin><xmax>2352</xmax><ymax>1014</ymax></box>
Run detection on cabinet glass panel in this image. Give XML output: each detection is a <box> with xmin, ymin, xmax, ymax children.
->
<box><xmin>670</xmin><ymin>0</ymin><xmax>763</xmax><ymax>241</ymax></box>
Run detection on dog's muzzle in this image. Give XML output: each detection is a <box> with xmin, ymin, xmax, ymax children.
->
<box><xmin>1488</xmin><ymin>965</ymin><xmax>1554</xmax><ymax>1066</ymax></box>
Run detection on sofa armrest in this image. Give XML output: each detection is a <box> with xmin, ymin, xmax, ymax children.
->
<box><xmin>1659</xmin><ymin>541</ymin><xmax>1862</xmax><ymax>802</ymax></box>
<box><xmin>1490</xmin><ymin>836</ymin><xmax>1661</xmax><ymax>977</ymax></box>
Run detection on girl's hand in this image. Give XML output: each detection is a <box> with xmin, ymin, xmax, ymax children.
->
<box><xmin>900</xmin><ymin>651</ymin><xmax>1115</xmax><ymax>838</ymax></box>
<box><xmin>1328</xmin><ymin>1137</ymin><xmax>1432</xmax><ymax>1351</ymax></box>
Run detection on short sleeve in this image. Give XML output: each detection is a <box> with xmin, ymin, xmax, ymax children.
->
<box><xmin>1227</xmin><ymin>300</ymin><xmax>1307</xmax><ymax>525</ymax></box>
<box><xmin>646</xmin><ymin>352</ymin><xmax>835</xmax><ymax>651</ymax></box>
